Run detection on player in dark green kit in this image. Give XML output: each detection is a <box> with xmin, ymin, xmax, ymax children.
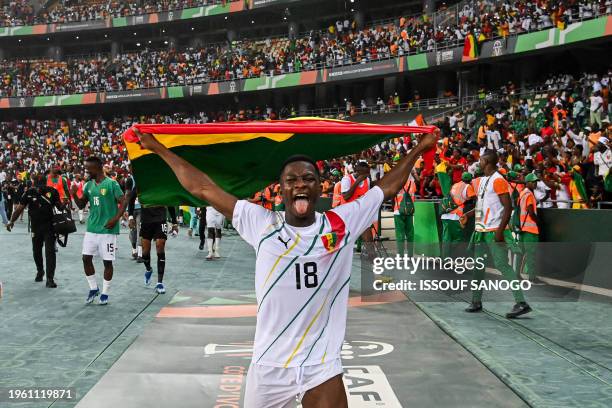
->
<box><xmin>72</xmin><ymin>156</ymin><xmax>128</xmax><ymax>305</ymax></box>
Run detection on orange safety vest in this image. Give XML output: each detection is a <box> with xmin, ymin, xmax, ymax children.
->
<box><xmin>332</xmin><ymin>182</ymin><xmax>343</xmax><ymax>208</ymax></box>
<box><xmin>345</xmin><ymin>174</ymin><xmax>370</xmax><ymax>203</ymax></box>
<box><xmin>263</xmin><ymin>186</ymin><xmax>273</xmax><ymax>210</ymax></box>
<box><xmin>448</xmin><ymin>181</ymin><xmax>471</xmax><ymax>217</ymax></box>
<box><xmin>393</xmin><ymin>179</ymin><xmax>416</xmax><ymax>213</ymax></box>
<box><xmin>75</xmin><ymin>180</ymin><xmax>84</xmax><ymax>197</ymax></box>
<box><xmin>47</xmin><ymin>175</ymin><xmax>66</xmax><ymax>201</ymax></box>
<box><xmin>509</xmin><ymin>182</ymin><xmax>524</xmax><ymax>194</ymax></box>
<box><xmin>518</xmin><ymin>189</ymin><xmax>539</xmax><ymax>234</ymax></box>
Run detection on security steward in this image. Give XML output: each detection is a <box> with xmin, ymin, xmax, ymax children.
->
<box><xmin>441</xmin><ymin>172</ymin><xmax>475</xmax><ymax>258</ymax></box>
<box><xmin>518</xmin><ymin>173</ymin><xmax>542</xmax><ymax>283</ymax></box>
<box><xmin>6</xmin><ymin>174</ymin><xmax>63</xmax><ymax>288</ymax></box>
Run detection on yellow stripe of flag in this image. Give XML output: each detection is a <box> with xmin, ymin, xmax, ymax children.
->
<box><xmin>126</xmin><ymin>132</ymin><xmax>295</xmax><ymax>160</ymax></box>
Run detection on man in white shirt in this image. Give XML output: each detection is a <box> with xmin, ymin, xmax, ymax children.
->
<box><xmin>527</xmin><ymin>132</ymin><xmax>543</xmax><ymax>148</ymax></box>
<box><xmin>592</xmin><ymin>77</ymin><xmax>602</xmax><ymax>93</ymax></box>
<box><xmin>534</xmin><ymin>178</ymin><xmax>552</xmax><ymax>208</ymax></box>
<box><xmin>573</xmin><ymin>97</ymin><xmax>586</xmax><ymax>128</ymax></box>
<box><xmin>590</xmin><ymin>91</ymin><xmax>603</xmax><ymax>128</ymax></box>
<box><xmin>134</xmin><ymin>127</ymin><xmax>438</xmax><ymax>408</ymax></box>
<box><xmin>594</xmin><ymin>138</ymin><xmax>611</xmax><ymax>177</ymax></box>
<box><xmin>486</xmin><ymin>125</ymin><xmax>501</xmax><ymax>151</ymax></box>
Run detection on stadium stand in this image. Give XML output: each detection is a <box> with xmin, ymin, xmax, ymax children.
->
<box><xmin>1</xmin><ymin>69</ymin><xmax>610</xmax><ymax>209</ymax></box>
<box><xmin>1</xmin><ymin>0</ymin><xmax>241</xmax><ymax>26</ymax></box>
<box><xmin>1</xmin><ymin>1</ymin><xmax>610</xmax><ymax>97</ymax></box>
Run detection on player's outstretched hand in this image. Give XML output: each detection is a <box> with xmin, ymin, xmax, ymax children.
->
<box><xmin>419</xmin><ymin>128</ymin><xmax>440</xmax><ymax>151</ymax></box>
<box><xmin>133</xmin><ymin>128</ymin><xmax>163</xmax><ymax>152</ymax></box>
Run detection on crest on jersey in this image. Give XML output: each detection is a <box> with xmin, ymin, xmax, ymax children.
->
<box><xmin>322</xmin><ymin>232</ymin><xmax>339</xmax><ymax>253</ymax></box>
<box><xmin>100</xmin><ymin>188</ymin><xmax>107</xmax><ymax>196</ymax></box>
<box><xmin>46</xmin><ymin>192</ymin><xmax>52</xmax><ymax>199</ymax></box>
<box><xmin>321</xmin><ymin>211</ymin><xmax>346</xmax><ymax>253</ymax></box>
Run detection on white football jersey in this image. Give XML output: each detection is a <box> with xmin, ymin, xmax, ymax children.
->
<box><xmin>233</xmin><ymin>186</ymin><xmax>384</xmax><ymax>367</ymax></box>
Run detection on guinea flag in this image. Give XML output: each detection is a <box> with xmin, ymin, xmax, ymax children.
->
<box><xmin>571</xmin><ymin>168</ymin><xmax>588</xmax><ymax>206</ymax></box>
<box><xmin>462</xmin><ymin>33</ymin><xmax>478</xmax><ymax>62</ymax></box>
<box><xmin>123</xmin><ymin>118</ymin><xmax>437</xmax><ymax>206</ymax></box>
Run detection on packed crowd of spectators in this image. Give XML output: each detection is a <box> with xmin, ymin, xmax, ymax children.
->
<box><xmin>0</xmin><ymin>0</ymin><xmax>235</xmax><ymax>27</ymax></box>
<box><xmin>1</xmin><ymin>69</ymin><xmax>610</xmax><ymax>209</ymax></box>
<box><xmin>1</xmin><ymin>0</ymin><xmax>610</xmax><ymax>97</ymax></box>
<box><xmin>417</xmin><ymin>68</ymin><xmax>612</xmax><ymax>208</ymax></box>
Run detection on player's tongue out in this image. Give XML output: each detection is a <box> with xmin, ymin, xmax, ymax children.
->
<box><xmin>293</xmin><ymin>194</ymin><xmax>309</xmax><ymax>215</ymax></box>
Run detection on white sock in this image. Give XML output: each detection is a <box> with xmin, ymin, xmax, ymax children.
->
<box><xmin>207</xmin><ymin>238</ymin><xmax>214</xmax><ymax>255</ymax></box>
<box><xmin>86</xmin><ymin>274</ymin><xmax>98</xmax><ymax>290</ymax></box>
<box><xmin>78</xmin><ymin>210</ymin><xmax>83</xmax><ymax>222</ymax></box>
<box><xmin>214</xmin><ymin>238</ymin><xmax>221</xmax><ymax>254</ymax></box>
<box><xmin>137</xmin><ymin>245</ymin><xmax>142</xmax><ymax>257</ymax></box>
<box><xmin>102</xmin><ymin>279</ymin><xmax>111</xmax><ymax>295</ymax></box>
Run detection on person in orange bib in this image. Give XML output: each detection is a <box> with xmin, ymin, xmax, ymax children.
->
<box><xmin>46</xmin><ymin>168</ymin><xmax>71</xmax><ymax>206</ymax></box>
<box><xmin>263</xmin><ymin>184</ymin><xmax>273</xmax><ymax>210</ymax></box>
<box><xmin>330</xmin><ymin>170</ymin><xmax>343</xmax><ymax>208</ymax></box>
<box><xmin>518</xmin><ymin>173</ymin><xmax>541</xmax><ymax>284</ymax></box>
<box><xmin>393</xmin><ymin>174</ymin><xmax>417</xmax><ymax>256</ymax></box>
<box><xmin>332</xmin><ymin>180</ymin><xmax>343</xmax><ymax>208</ymax></box>
<box><xmin>72</xmin><ymin>173</ymin><xmax>86</xmax><ymax>224</ymax></box>
<box><xmin>441</xmin><ymin>172</ymin><xmax>475</xmax><ymax>250</ymax></box>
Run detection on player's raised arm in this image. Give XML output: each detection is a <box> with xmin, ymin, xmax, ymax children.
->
<box><xmin>376</xmin><ymin>130</ymin><xmax>439</xmax><ymax>201</ymax></box>
<box><xmin>134</xmin><ymin>128</ymin><xmax>237</xmax><ymax>219</ymax></box>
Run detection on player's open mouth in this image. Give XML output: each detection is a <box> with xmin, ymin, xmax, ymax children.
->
<box><xmin>293</xmin><ymin>194</ymin><xmax>310</xmax><ymax>216</ymax></box>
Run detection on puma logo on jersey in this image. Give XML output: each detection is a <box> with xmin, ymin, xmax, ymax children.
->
<box><xmin>278</xmin><ymin>236</ymin><xmax>291</xmax><ymax>249</ymax></box>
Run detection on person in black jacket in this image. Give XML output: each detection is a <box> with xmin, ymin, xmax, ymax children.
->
<box><xmin>197</xmin><ymin>207</ymin><xmax>207</xmax><ymax>250</ymax></box>
<box><xmin>6</xmin><ymin>174</ymin><xmax>63</xmax><ymax>288</ymax></box>
<box><xmin>4</xmin><ymin>180</ymin><xmax>17</xmax><ymax>220</ymax></box>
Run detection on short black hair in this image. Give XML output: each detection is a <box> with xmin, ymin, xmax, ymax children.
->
<box><xmin>481</xmin><ymin>149</ymin><xmax>498</xmax><ymax>164</ymax></box>
<box><xmin>85</xmin><ymin>156</ymin><xmax>103</xmax><ymax>168</ymax></box>
<box><xmin>279</xmin><ymin>154</ymin><xmax>320</xmax><ymax>179</ymax></box>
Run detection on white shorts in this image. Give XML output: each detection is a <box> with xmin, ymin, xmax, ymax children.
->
<box><xmin>206</xmin><ymin>208</ymin><xmax>224</xmax><ymax>229</ymax></box>
<box><xmin>244</xmin><ymin>359</ymin><xmax>343</xmax><ymax>408</ymax></box>
<box><xmin>82</xmin><ymin>232</ymin><xmax>118</xmax><ymax>261</ymax></box>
